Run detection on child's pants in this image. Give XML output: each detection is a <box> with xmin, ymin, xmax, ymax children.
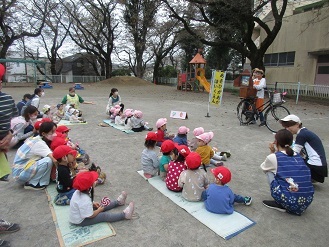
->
<box><xmin>77</xmin><ymin>200</ymin><xmax>125</xmax><ymax>226</ymax></box>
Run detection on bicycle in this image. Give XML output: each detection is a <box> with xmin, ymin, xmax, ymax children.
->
<box><xmin>237</xmin><ymin>84</ymin><xmax>290</xmax><ymax>133</ymax></box>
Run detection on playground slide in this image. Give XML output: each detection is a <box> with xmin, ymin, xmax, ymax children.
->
<box><xmin>196</xmin><ymin>75</ymin><xmax>211</xmax><ymax>93</ymax></box>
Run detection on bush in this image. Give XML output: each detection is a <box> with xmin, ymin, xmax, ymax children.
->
<box><xmin>111</xmin><ymin>69</ymin><xmax>131</xmax><ymax>77</ymax></box>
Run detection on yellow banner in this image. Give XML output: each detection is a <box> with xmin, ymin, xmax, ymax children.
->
<box><xmin>210</xmin><ymin>71</ymin><xmax>225</xmax><ymax>105</ymax></box>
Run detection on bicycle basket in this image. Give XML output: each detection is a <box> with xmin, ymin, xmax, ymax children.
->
<box><xmin>271</xmin><ymin>92</ymin><xmax>283</xmax><ymax>105</ymax></box>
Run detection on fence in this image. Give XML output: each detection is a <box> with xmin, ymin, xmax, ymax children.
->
<box><xmin>37</xmin><ymin>75</ymin><xmax>106</xmax><ymax>84</ymax></box>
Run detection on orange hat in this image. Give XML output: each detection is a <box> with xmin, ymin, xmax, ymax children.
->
<box><xmin>211</xmin><ymin>167</ymin><xmax>231</xmax><ymax>185</ymax></box>
<box><xmin>160</xmin><ymin>140</ymin><xmax>175</xmax><ymax>153</ymax></box>
<box><xmin>53</xmin><ymin>145</ymin><xmax>77</xmax><ymax>160</ymax></box>
<box><xmin>185</xmin><ymin>152</ymin><xmax>202</xmax><ymax>169</ymax></box>
<box><xmin>73</xmin><ymin>171</ymin><xmax>98</xmax><ymax>191</ymax></box>
<box><xmin>56</xmin><ymin>125</ymin><xmax>70</xmax><ymax>134</ymax></box>
<box><xmin>145</xmin><ymin>132</ymin><xmax>157</xmax><ymax>141</ymax></box>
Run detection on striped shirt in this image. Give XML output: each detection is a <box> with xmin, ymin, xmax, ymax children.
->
<box><xmin>0</xmin><ymin>92</ymin><xmax>18</xmax><ymax>134</ymax></box>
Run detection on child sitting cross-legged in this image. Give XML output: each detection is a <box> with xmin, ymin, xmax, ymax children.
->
<box><xmin>159</xmin><ymin>140</ymin><xmax>176</xmax><ymax>181</ymax></box>
<box><xmin>69</xmin><ymin>171</ymin><xmax>135</xmax><ymax>226</ymax></box>
<box><xmin>155</xmin><ymin>118</ymin><xmax>174</xmax><ymax>147</ymax></box>
<box><xmin>178</xmin><ymin>152</ymin><xmax>209</xmax><ymax>201</ymax></box>
<box><xmin>130</xmin><ymin>110</ymin><xmax>153</xmax><ymax>132</ymax></box>
<box><xmin>173</xmin><ymin>126</ymin><xmax>189</xmax><ymax>146</ymax></box>
<box><xmin>114</xmin><ymin>108</ymin><xmax>125</xmax><ymax>126</ymax></box>
<box><xmin>53</xmin><ymin>145</ymin><xmax>79</xmax><ymax>205</ymax></box>
<box><xmin>201</xmin><ymin>166</ymin><xmax>252</xmax><ymax>214</ymax></box>
<box><xmin>141</xmin><ymin>132</ymin><xmax>160</xmax><ymax>178</ymax></box>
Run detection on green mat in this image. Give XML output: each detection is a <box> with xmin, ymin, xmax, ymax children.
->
<box><xmin>46</xmin><ymin>185</ymin><xmax>116</xmax><ymax>247</ymax></box>
<box><xmin>137</xmin><ymin>170</ymin><xmax>256</xmax><ymax>240</ymax></box>
<box><xmin>103</xmin><ymin>120</ymin><xmax>135</xmax><ymax>134</ymax></box>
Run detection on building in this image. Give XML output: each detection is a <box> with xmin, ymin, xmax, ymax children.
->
<box><xmin>259</xmin><ymin>0</ymin><xmax>329</xmax><ymax>85</ymax></box>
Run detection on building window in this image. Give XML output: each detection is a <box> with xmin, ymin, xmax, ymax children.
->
<box><xmin>264</xmin><ymin>52</ymin><xmax>295</xmax><ymax>66</ymax></box>
<box><xmin>318</xmin><ymin>66</ymin><xmax>329</xmax><ymax>74</ymax></box>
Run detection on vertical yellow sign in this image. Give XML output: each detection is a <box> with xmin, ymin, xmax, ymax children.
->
<box><xmin>210</xmin><ymin>71</ymin><xmax>225</xmax><ymax>106</ymax></box>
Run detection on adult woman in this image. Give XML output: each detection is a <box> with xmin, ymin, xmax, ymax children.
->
<box><xmin>260</xmin><ymin>129</ymin><xmax>314</xmax><ymax>215</ymax></box>
<box><xmin>61</xmin><ymin>87</ymin><xmax>94</xmax><ymax>110</ymax></box>
<box><xmin>21</xmin><ymin>88</ymin><xmax>44</xmax><ymax>117</ymax></box>
<box><xmin>280</xmin><ymin>114</ymin><xmax>328</xmax><ymax>183</ymax></box>
<box><xmin>12</xmin><ymin>121</ymin><xmax>57</xmax><ymax>190</ymax></box>
<box><xmin>252</xmin><ymin>68</ymin><xmax>266</xmax><ymax>126</ymax></box>
<box><xmin>105</xmin><ymin>88</ymin><xmax>124</xmax><ymax>115</ymax></box>
<box><xmin>9</xmin><ymin>105</ymin><xmax>38</xmax><ymax>148</ymax></box>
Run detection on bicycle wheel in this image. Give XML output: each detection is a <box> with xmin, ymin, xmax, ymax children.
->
<box><xmin>237</xmin><ymin>99</ymin><xmax>254</xmax><ymax>125</ymax></box>
<box><xmin>265</xmin><ymin>105</ymin><xmax>290</xmax><ymax>133</ymax></box>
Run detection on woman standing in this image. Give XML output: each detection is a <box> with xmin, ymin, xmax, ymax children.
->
<box><xmin>260</xmin><ymin>129</ymin><xmax>314</xmax><ymax>215</ymax></box>
<box><xmin>12</xmin><ymin>121</ymin><xmax>57</xmax><ymax>190</ymax></box>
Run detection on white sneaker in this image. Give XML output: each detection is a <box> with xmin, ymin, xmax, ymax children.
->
<box><xmin>221</xmin><ymin>153</ymin><xmax>227</xmax><ymax>161</ymax></box>
<box><xmin>117</xmin><ymin>191</ymin><xmax>127</xmax><ymax>205</ymax></box>
<box><xmin>123</xmin><ymin>202</ymin><xmax>135</xmax><ymax>219</ymax></box>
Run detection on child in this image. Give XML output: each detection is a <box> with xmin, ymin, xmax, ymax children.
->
<box><xmin>165</xmin><ymin>145</ymin><xmax>189</xmax><ymax>192</ymax></box>
<box><xmin>106</xmin><ymin>88</ymin><xmax>124</xmax><ymax>115</ymax></box>
<box><xmin>196</xmin><ymin>132</ymin><xmax>226</xmax><ymax>168</ymax></box>
<box><xmin>42</xmin><ymin>104</ymin><xmax>56</xmax><ymax>119</ymax></box>
<box><xmin>130</xmin><ymin>110</ymin><xmax>153</xmax><ymax>132</ymax></box>
<box><xmin>159</xmin><ymin>140</ymin><xmax>175</xmax><ymax>180</ymax></box>
<box><xmin>114</xmin><ymin>108</ymin><xmax>125</xmax><ymax>126</ymax></box>
<box><xmin>201</xmin><ymin>166</ymin><xmax>252</xmax><ymax>214</ymax></box>
<box><xmin>64</xmin><ymin>104</ymin><xmax>85</xmax><ymax>123</ymax></box>
<box><xmin>124</xmin><ymin>108</ymin><xmax>134</xmax><ymax>130</ymax></box>
<box><xmin>178</xmin><ymin>152</ymin><xmax>209</xmax><ymax>201</ymax></box>
<box><xmin>53</xmin><ymin>145</ymin><xmax>78</xmax><ymax>205</ymax></box>
<box><xmin>69</xmin><ymin>171</ymin><xmax>135</xmax><ymax>226</ymax></box>
<box><xmin>155</xmin><ymin>118</ymin><xmax>174</xmax><ymax>147</ymax></box>
<box><xmin>141</xmin><ymin>132</ymin><xmax>159</xmax><ymax>178</ymax></box>
<box><xmin>52</xmin><ymin>103</ymin><xmax>65</xmax><ymax>124</ymax></box>
<box><xmin>189</xmin><ymin>127</ymin><xmax>204</xmax><ymax>151</ymax></box>
<box><xmin>173</xmin><ymin>126</ymin><xmax>189</xmax><ymax>146</ymax></box>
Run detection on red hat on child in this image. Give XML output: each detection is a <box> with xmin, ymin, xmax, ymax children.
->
<box><xmin>73</xmin><ymin>171</ymin><xmax>98</xmax><ymax>191</ymax></box>
<box><xmin>34</xmin><ymin>118</ymin><xmax>52</xmax><ymax>130</ymax></box>
<box><xmin>175</xmin><ymin>144</ymin><xmax>190</xmax><ymax>158</ymax></box>
<box><xmin>56</xmin><ymin>125</ymin><xmax>70</xmax><ymax>134</ymax></box>
<box><xmin>50</xmin><ymin>135</ymin><xmax>67</xmax><ymax>151</ymax></box>
<box><xmin>145</xmin><ymin>132</ymin><xmax>157</xmax><ymax>141</ymax></box>
<box><xmin>53</xmin><ymin>145</ymin><xmax>77</xmax><ymax>160</ymax></box>
<box><xmin>160</xmin><ymin>140</ymin><xmax>175</xmax><ymax>153</ymax></box>
<box><xmin>211</xmin><ymin>166</ymin><xmax>231</xmax><ymax>185</ymax></box>
<box><xmin>185</xmin><ymin>152</ymin><xmax>202</xmax><ymax>169</ymax></box>
<box><xmin>0</xmin><ymin>64</ymin><xmax>5</xmax><ymax>80</ymax></box>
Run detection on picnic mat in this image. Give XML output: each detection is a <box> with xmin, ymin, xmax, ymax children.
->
<box><xmin>137</xmin><ymin>170</ymin><xmax>256</xmax><ymax>240</ymax></box>
<box><xmin>45</xmin><ymin>184</ymin><xmax>116</xmax><ymax>247</ymax></box>
<box><xmin>102</xmin><ymin>120</ymin><xmax>134</xmax><ymax>134</ymax></box>
<box><xmin>58</xmin><ymin>120</ymin><xmax>88</xmax><ymax>126</ymax></box>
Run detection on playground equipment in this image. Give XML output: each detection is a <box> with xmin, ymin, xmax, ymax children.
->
<box><xmin>177</xmin><ymin>52</ymin><xmax>211</xmax><ymax>92</ymax></box>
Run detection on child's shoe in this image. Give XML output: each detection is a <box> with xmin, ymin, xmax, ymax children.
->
<box><xmin>220</xmin><ymin>153</ymin><xmax>227</xmax><ymax>161</ymax></box>
<box><xmin>244</xmin><ymin>196</ymin><xmax>252</xmax><ymax>206</ymax></box>
<box><xmin>123</xmin><ymin>202</ymin><xmax>135</xmax><ymax>219</ymax></box>
<box><xmin>220</xmin><ymin>151</ymin><xmax>231</xmax><ymax>158</ymax></box>
<box><xmin>117</xmin><ymin>191</ymin><xmax>127</xmax><ymax>205</ymax></box>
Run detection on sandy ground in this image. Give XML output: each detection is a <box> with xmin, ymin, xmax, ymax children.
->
<box><xmin>1</xmin><ymin>78</ymin><xmax>329</xmax><ymax>247</ymax></box>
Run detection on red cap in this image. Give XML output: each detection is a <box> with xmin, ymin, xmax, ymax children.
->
<box><xmin>145</xmin><ymin>132</ymin><xmax>157</xmax><ymax>141</ymax></box>
<box><xmin>0</xmin><ymin>64</ymin><xmax>5</xmax><ymax>80</ymax></box>
<box><xmin>50</xmin><ymin>136</ymin><xmax>68</xmax><ymax>151</ymax></box>
<box><xmin>56</xmin><ymin>125</ymin><xmax>70</xmax><ymax>134</ymax></box>
<box><xmin>185</xmin><ymin>152</ymin><xmax>202</xmax><ymax>169</ymax></box>
<box><xmin>73</xmin><ymin>171</ymin><xmax>98</xmax><ymax>191</ymax></box>
<box><xmin>34</xmin><ymin>118</ymin><xmax>52</xmax><ymax>130</ymax></box>
<box><xmin>160</xmin><ymin>140</ymin><xmax>175</xmax><ymax>153</ymax></box>
<box><xmin>211</xmin><ymin>166</ymin><xmax>231</xmax><ymax>185</ymax></box>
<box><xmin>175</xmin><ymin>144</ymin><xmax>190</xmax><ymax>158</ymax></box>
<box><xmin>52</xmin><ymin>145</ymin><xmax>77</xmax><ymax>160</ymax></box>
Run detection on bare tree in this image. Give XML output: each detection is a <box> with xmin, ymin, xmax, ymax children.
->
<box><xmin>62</xmin><ymin>0</ymin><xmax>119</xmax><ymax>78</ymax></box>
<box><xmin>162</xmin><ymin>0</ymin><xmax>289</xmax><ymax>70</ymax></box>
<box><xmin>0</xmin><ymin>0</ymin><xmax>51</xmax><ymax>59</ymax></box>
<box><xmin>121</xmin><ymin>0</ymin><xmax>161</xmax><ymax>78</ymax></box>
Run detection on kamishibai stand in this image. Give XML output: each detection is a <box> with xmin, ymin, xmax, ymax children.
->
<box><xmin>233</xmin><ymin>69</ymin><xmax>257</xmax><ymax>98</ymax></box>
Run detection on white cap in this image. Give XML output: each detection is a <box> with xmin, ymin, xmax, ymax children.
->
<box><xmin>280</xmin><ymin>114</ymin><xmax>301</xmax><ymax>124</ymax></box>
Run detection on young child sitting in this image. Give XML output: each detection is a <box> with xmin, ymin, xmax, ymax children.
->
<box><xmin>189</xmin><ymin>127</ymin><xmax>204</xmax><ymax>151</ymax></box>
<box><xmin>141</xmin><ymin>132</ymin><xmax>159</xmax><ymax>178</ymax></box>
<box><xmin>173</xmin><ymin>126</ymin><xmax>189</xmax><ymax>146</ymax></box>
<box><xmin>53</xmin><ymin>145</ymin><xmax>78</xmax><ymax>205</ymax></box>
<box><xmin>52</xmin><ymin>103</ymin><xmax>65</xmax><ymax>124</ymax></box>
<box><xmin>124</xmin><ymin>108</ymin><xmax>134</xmax><ymax>130</ymax></box>
<box><xmin>178</xmin><ymin>152</ymin><xmax>209</xmax><ymax>201</ymax></box>
<box><xmin>196</xmin><ymin>132</ymin><xmax>226</xmax><ymax>169</ymax></box>
<box><xmin>165</xmin><ymin>145</ymin><xmax>189</xmax><ymax>192</ymax></box>
<box><xmin>42</xmin><ymin>104</ymin><xmax>56</xmax><ymax>119</ymax></box>
<box><xmin>130</xmin><ymin>110</ymin><xmax>153</xmax><ymax>132</ymax></box>
<box><xmin>201</xmin><ymin>166</ymin><xmax>252</xmax><ymax>214</ymax></box>
<box><xmin>64</xmin><ymin>104</ymin><xmax>85</xmax><ymax>123</ymax></box>
<box><xmin>155</xmin><ymin>118</ymin><xmax>174</xmax><ymax>147</ymax></box>
<box><xmin>114</xmin><ymin>108</ymin><xmax>125</xmax><ymax>126</ymax></box>
<box><xmin>69</xmin><ymin>171</ymin><xmax>135</xmax><ymax>226</ymax></box>
<box><xmin>159</xmin><ymin>140</ymin><xmax>176</xmax><ymax>181</ymax></box>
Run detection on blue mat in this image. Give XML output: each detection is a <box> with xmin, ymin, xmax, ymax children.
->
<box><xmin>103</xmin><ymin>120</ymin><xmax>134</xmax><ymax>134</ymax></box>
<box><xmin>137</xmin><ymin>170</ymin><xmax>256</xmax><ymax>240</ymax></box>
<box><xmin>46</xmin><ymin>184</ymin><xmax>116</xmax><ymax>247</ymax></box>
